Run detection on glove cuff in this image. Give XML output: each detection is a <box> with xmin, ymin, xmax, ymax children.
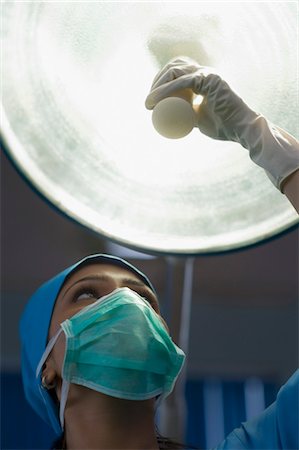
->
<box><xmin>236</xmin><ymin>115</ymin><xmax>299</xmax><ymax>191</ymax></box>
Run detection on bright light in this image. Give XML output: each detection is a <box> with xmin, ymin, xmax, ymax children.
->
<box><xmin>1</xmin><ymin>1</ymin><xmax>298</xmax><ymax>253</ymax></box>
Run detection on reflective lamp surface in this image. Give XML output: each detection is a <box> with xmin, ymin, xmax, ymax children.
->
<box><xmin>1</xmin><ymin>2</ymin><xmax>298</xmax><ymax>254</ymax></box>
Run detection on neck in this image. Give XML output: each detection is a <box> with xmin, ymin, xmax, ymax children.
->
<box><xmin>63</xmin><ymin>385</ymin><xmax>159</xmax><ymax>450</ymax></box>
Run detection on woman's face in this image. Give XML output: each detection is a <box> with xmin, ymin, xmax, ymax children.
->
<box><xmin>44</xmin><ymin>262</ymin><xmax>166</xmax><ymax>390</ymax></box>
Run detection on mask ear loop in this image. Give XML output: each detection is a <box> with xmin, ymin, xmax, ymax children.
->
<box><xmin>35</xmin><ymin>328</ymin><xmax>70</xmax><ymax>430</ymax></box>
<box><xmin>36</xmin><ymin>328</ymin><xmax>69</xmax><ymax>431</ymax></box>
<box><xmin>36</xmin><ymin>328</ymin><xmax>63</xmax><ymax>379</ymax></box>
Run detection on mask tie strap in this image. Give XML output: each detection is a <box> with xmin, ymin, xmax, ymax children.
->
<box><xmin>59</xmin><ymin>379</ymin><xmax>70</xmax><ymax>429</ymax></box>
<box><xmin>36</xmin><ymin>328</ymin><xmax>63</xmax><ymax>378</ymax></box>
<box><xmin>155</xmin><ymin>393</ymin><xmax>165</xmax><ymax>412</ymax></box>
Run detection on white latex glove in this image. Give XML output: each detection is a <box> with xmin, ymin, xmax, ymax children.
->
<box><xmin>145</xmin><ymin>57</ymin><xmax>299</xmax><ymax>191</ymax></box>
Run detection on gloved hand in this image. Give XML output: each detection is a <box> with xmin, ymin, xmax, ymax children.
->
<box><xmin>145</xmin><ymin>57</ymin><xmax>299</xmax><ymax>191</ymax></box>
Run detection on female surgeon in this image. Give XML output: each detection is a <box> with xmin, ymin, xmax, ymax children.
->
<box><xmin>20</xmin><ymin>58</ymin><xmax>299</xmax><ymax>450</ymax></box>
<box><xmin>20</xmin><ymin>254</ymin><xmax>188</xmax><ymax>450</ymax></box>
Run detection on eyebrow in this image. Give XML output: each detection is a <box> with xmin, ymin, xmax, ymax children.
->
<box><xmin>62</xmin><ymin>274</ymin><xmax>151</xmax><ymax>299</ymax></box>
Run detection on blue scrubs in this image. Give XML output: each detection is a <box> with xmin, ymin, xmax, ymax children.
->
<box><xmin>214</xmin><ymin>370</ymin><xmax>299</xmax><ymax>449</ymax></box>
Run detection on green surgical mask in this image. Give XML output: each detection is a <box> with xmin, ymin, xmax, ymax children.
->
<box><xmin>36</xmin><ymin>287</ymin><xmax>185</xmax><ymax>428</ymax></box>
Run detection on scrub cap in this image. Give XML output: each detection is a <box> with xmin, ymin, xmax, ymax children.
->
<box><xmin>19</xmin><ymin>253</ymin><xmax>156</xmax><ymax>435</ymax></box>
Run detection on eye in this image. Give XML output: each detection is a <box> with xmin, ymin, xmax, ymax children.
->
<box><xmin>74</xmin><ymin>289</ymin><xmax>98</xmax><ymax>302</ymax></box>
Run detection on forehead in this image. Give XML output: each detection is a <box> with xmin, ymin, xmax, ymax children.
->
<box><xmin>61</xmin><ymin>262</ymin><xmax>148</xmax><ymax>291</ymax></box>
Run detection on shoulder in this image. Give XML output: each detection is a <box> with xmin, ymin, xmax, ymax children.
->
<box><xmin>276</xmin><ymin>369</ymin><xmax>299</xmax><ymax>449</ymax></box>
<box><xmin>214</xmin><ymin>370</ymin><xmax>299</xmax><ymax>450</ymax></box>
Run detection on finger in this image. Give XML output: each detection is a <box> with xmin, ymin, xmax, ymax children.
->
<box><xmin>145</xmin><ymin>73</ymin><xmax>203</xmax><ymax>110</ymax></box>
<box><xmin>192</xmin><ymin>69</ymin><xmax>221</xmax><ymax>96</ymax></box>
<box><xmin>151</xmin><ymin>57</ymin><xmax>200</xmax><ymax>90</ymax></box>
<box><xmin>150</xmin><ymin>56</ymin><xmax>199</xmax><ymax>89</ymax></box>
<box><xmin>151</xmin><ymin>63</ymin><xmax>199</xmax><ymax>91</ymax></box>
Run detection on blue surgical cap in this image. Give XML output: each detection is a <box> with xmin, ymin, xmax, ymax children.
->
<box><xmin>19</xmin><ymin>253</ymin><xmax>156</xmax><ymax>435</ymax></box>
